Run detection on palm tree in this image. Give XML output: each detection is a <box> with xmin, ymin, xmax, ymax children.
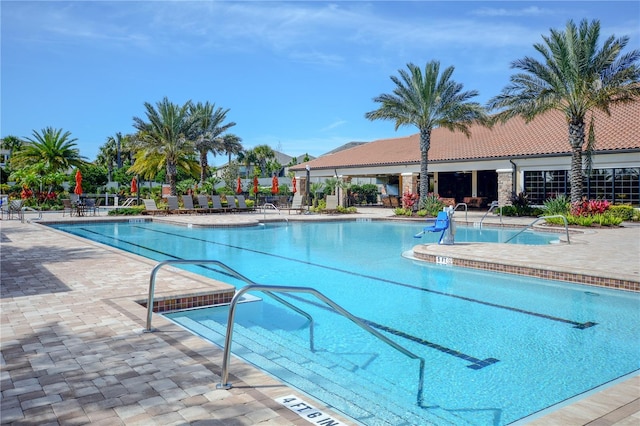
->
<box><xmin>487</xmin><ymin>19</ymin><xmax>640</xmax><ymax>203</ymax></box>
<box><xmin>12</xmin><ymin>127</ymin><xmax>86</xmax><ymax>173</ymax></box>
<box><xmin>252</xmin><ymin>144</ymin><xmax>276</xmax><ymax>177</ymax></box>
<box><xmin>237</xmin><ymin>149</ymin><xmax>257</xmax><ymax>178</ymax></box>
<box><xmin>220</xmin><ymin>133</ymin><xmax>243</xmax><ymax>165</ymax></box>
<box><xmin>189</xmin><ymin>102</ymin><xmax>236</xmax><ymax>185</ymax></box>
<box><xmin>131</xmin><ymin>97</ymin><xmax>201</xmax><ymax>196</ymax></box>
<box><xmin>366</xmin><ymin>61</ymin><xmax>486</xmax><ymax>205</ymax></box>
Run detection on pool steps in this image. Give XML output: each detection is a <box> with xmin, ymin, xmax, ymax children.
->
<box><xmin>172</xmin><ymin>305</ymin><xmax>474</xmax><ymax>425</ymax></box>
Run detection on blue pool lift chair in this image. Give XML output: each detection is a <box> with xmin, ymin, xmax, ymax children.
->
<box><xmin>415</xmin><ymin>211</ymin><xmax>450</xmax><ymax>243</ymax></box>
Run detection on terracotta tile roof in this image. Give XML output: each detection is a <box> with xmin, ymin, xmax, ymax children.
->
<box><xmin>292</xmin><ymin>101</ymin><xmax>640</xmax><ymax>171</ymax></box>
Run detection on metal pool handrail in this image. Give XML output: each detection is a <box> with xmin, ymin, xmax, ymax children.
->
<box><xmin>504</xmin><ymin>215</ymin><xmax>571</xmax><ymax>244</ymax></box>
<box><xmin>144</xmin><ymin>260</ymin><xmax>312</xmax><ymax>349</ymax></box>
<box><xmin>217</xmin><ymin>283</ymin><xmax>426</xmax><ymax>407</ymax></box>
<box><xmin>453</xmin><ymin>202</ymin><xmax>468</xmax><ymax>222</ymax></box>
<box><xmin>479</xmin><ymin>201</ymin><xmax>502</xmax><ymax>228</ymax></box>
<box><xmin>259</xmin><ymin>202</ymin><xmax>288</xmax><ymax>223</ymax></box>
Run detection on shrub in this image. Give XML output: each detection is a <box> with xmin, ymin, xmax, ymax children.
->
<box><xmin>571</xmin><ymin>199</ymin><xmax>610</xmax><ymax>216</ymax></box>
<box><xmin>509</xmin><ymin>192</ymin><xmax>533</xmax><ymax>216</ymax></box>
<box><xmin>336</xmin><ymin>206</ymin><xmax>357</xmax><ymax>214</ymax></box>
<box><xmin>416</xmin><ymin>209</ymin><xmax>428</xmax><ymax>217</ymax></box>
<box><xmin>543</xmin><ymin>194</ymin><xmax>570</xmax><ymax>216</ymax></box>
<box><xmin>108</xmin><ymin>206</ymin><xmax>145</xmax><ymax>216</ymax></box>
<box><xmin>420</xmin><ymin>193</ymin><xmax>445</xmax><ymax>217</ymax></box>
<box><xmin>497</xmin><ymin>205</ymin><xmax>518</xmax><ymax>216</ymax></box>
<box><xmin>608</xmin><ymin>205</ymin><xmax>634</xmax><ymax>221</ymax></box>
<box><xmin>393</xmin><ymin>207</ymin><xmax>412</xmax><ymax>216</ymax></box>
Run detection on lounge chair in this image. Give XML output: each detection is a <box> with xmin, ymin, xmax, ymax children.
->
<box><xmin>416</xmin><ymin>211</ymin><xmax>450</xmax><ymax>243</ymax></box>
<box><xmin>181</xmin><ymin>195</ymin><xmax>202</xmax><ymax>214</ymax></box>
<box><xmin>166</xmin><ymin>195</ymin><xmax>192</xmax><ymax>214</ymax></box>
<box><xmin>142</xmin><ymin>199</ymin><xmax>168</xmax><ymax>215</ymax></box>
<box><xmin>210</xmin><ymin>195</ymin><xmax>230</xmax><ymax>213</ymax></box>
<box><xmin>235</xmin><ymin>194</ymin><xmax>254</xmax><ymax>213</ymax></box>
<box><xmin>325</xmin><ymin>195</ymin><xmax>339</xmax><ymax>213</ymax></box>
<box><xmin>196</xmin><ymin>195</ymin><xmax>210</xmax><ymax>212</ymax></box>
<box><xmin>285</xmin><ymin>194</ymin><xmax>305</xmax><ymax>215</ymax></box>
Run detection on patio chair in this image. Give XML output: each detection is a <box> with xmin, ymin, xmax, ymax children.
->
<box><xmin>211</xmin><ymin>195</ymin><xmax>230</xmax><ymax>213</ymax></box>
<box><xmin>7</xmin><ymin>200</ymin><xmax>24</xmax><ymax>220</ymax></box>
<box><xmin>325</xmin><ymin>195</ymin><xmax>339</xmax><ymax>213</ymax></box>
<box><xmin>235</xmin><ymin>194</ymin><xmax>254</xmax><ymax>213</ymax></box>
<box><xmin>181</xmin><ymin>195</ymin><xmax>202</xmax><ymax>214</ymax></box>
<box><xmin>166</xmin><ymin>195</ymin><xmax>192</xmax><ymax>214</ymax></box>
<box><xmin>84</xmin><ymin>198</ymin><xmax>98</xmax><ymax>216</ymax></box>
<box><xmin>283</xmin><ymin>193</ymin><xmax>305</xmax><ymax>215</ymax></box>
<box><xmin>62</xmin><ymin>199</ymin><xmax>75</xmax><ymax>217</ymax></box>
<box><xmin>142</xmin><ymin>199</ymin><xmax>168</xmax><ymax>216</ymax></box>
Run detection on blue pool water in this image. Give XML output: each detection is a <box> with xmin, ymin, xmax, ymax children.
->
<box><xmin>51</xmin><ymin>220</ymin><xmax>639</xmax><ymax>425</ymax></box>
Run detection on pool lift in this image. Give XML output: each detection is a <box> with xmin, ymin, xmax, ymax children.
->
<box><xmin>414</xmin><ymin>207</ymin><xmax>455</xmax><ymax>244</ymax></box>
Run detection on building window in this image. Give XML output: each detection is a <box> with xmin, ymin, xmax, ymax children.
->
<box><xmin>524</xmin><ymin>170</ymin><xmax>568</xmax><ymax>204</ymax></box>
<box><xmin>525</xmin><ymin>168</ymin><xmax>639</xmax><ymax>206</ymax></box>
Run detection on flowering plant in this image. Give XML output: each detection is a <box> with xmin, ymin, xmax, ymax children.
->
<box><xmin>570</xmin><ymin>198</ymin><xmax>610</xmax><ymax>216</ymax></box>
<box><xmin>402</xmin><ymin>191</ymin><xmax>419</xmax><ymax>208</ymax></box>
<box><xmin>20</xmin><ymin>185</ymin><xmax>33</xmax><ymax>200</ymax></box>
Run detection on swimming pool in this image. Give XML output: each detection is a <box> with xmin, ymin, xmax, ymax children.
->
<box><xmin>51</xmin><ymin>220</ymin><xmax>639</xmax><ymax>425</ymax></box>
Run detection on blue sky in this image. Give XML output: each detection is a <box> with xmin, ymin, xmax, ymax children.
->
<box><xmin>2</xmin><ymin>1</ymin><xmax>639</xmax><ymax>164</ymax></box>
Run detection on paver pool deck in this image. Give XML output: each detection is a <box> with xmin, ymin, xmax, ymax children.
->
<box><xmin>1</xmin><ymin>207</ymin><xmax>638</xmax><ymax>425</ymax></box>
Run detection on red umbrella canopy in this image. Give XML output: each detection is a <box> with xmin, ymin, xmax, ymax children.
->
<box><xmin>236</xmin><ymin>177</ymin><xmax>242</xmax><ymax>194</ymax></box>
<box><xmin>252</xmin><ymin>176</ymin><xmax>259</xmax><ymax>194</ymax></box>
<box><xmin>74</xmin><ymin>169</ymin><xmax>83</xmax><ymax>195</ymax></box>
<box><xmin>131</xmin><ymin>177</ymin><xmax>138</xmax><ymax>194</ymax></box>
<box><xmin>271</xmin><ymin>176</ymin><xmax>279</xmax><ymax>194</ymax></box>
<box><xmin>292</xmin><ymin>176</ymin><xmax>297</xmax><ymax>194</ymax></box>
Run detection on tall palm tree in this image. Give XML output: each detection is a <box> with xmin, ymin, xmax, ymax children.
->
<box><xmin>366</xmin><ymin>61</ymin><xmax>486</xmax><ymax>205</ymax></box>
<box><xmin>96</xmin><ymin>137</ymin><xmax>117</xmax><ymax>181</ymax></box>
<box><xmin>487</xmin><ymin>19</ymin><xmax>640</xmax><ymax>203</ymax></box>
<box><xmin>220</xmin><ymin>133</ymin><xmax>243</xmax><ymax>165</ymax></box>
<box><xmin>131</xmin><ymin>97</ymin><xmax>200</xmax><ymax>196</ymax></box>
<box><xmin>252</xmin><ymin>144</ymin><xmax>275</xmax><ymax>177</ymax></box>
<box><xmin>12</xmin><ymin>127</ymin><xmax>86</xmax><ymax>173</ymax></box>
<box><xmin>189</xmin><ymin>101</ymin><xmax>236</xmax><ymax>185</ymax></box>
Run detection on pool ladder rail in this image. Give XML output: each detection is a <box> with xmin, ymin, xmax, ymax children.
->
<box><xmin>259</xmin><ymin>202</ymin><xmax>288</xmax><ymax>223</ymax></box>
<box><xmin>144</xmin><ymin>259</ymin><xmax>426</xmax><ymax>407</ymax></box>
<box><xmin>504</xmin><ymin>215</ymin><xmax>571</xmax><ymax>244</ymax></box>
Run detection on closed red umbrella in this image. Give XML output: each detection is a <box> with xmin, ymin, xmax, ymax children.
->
<box><xmin>292</xmin><ymin>176</ymin><xmax>297</xmax><ymax>194</ymax></box>
<box><xmin>236</xmin><ymin>177</ymin><xmax>242</xmax><ymax>194</ymax></box>
<box><xmin>252</xmin><ymin>176</ymin><xmax>259</xmax><ymax>194</ymax></box>
<box><xmin>131</xmin><ymin>177</ymin><xmax>138</xmax><ymax>194</ymax></box>
<box><xmin>271</xmin><ymin>175</ymin><xmax>279</xmax><ymax>194</ymax></box>
<box><xmin>74</xmin><ymin>169</ymin><xmax>83</xmax><ymax>196</ymax></box>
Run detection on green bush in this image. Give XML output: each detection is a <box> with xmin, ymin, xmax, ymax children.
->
<box><xmin>544</xmin><ymin>212</ymin><xmax>622</xmax><ymax>227</ymax></box>
<box><xmin>393</xmin><ymin>207</ymin><xmax>413</xmax><ymax>216</ymax></box>
<box><xmin>497</xmin><ymin>205</ymin><xmax>518</xmax><ymax>216</ymax></box>
<box><xmin>420</xmin><ymin>194</ymin><xmax>445</xmax><ymax>217</ymax></box>
<box><xmin>336</xmin><ymin>206</ymin><xmax>357</xmax><ymax>214</ymax></box>
<box><xmin>108</xmin><ymin>206</ymin><xmax>145</xmax><ymax>216</ymax></box>
<box><xmin>609</xmin><ymin>204</ymin><xmax>634</xmax><ymax>221</ymax></box>
<box><xmin>416</xmin><ymin>209</ymin><xmax>428</xmax><ymax>217</ymax></box>
<box><xmin>543</xmin><ymin>194</ymin><xmax>570</xmax><ymax>216</ymax></box>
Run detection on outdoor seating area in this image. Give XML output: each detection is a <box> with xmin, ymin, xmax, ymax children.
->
<box><xmin>142</xmin><ymin>195</ymin><xmax>262</xmax><ymax>216</ymax></box>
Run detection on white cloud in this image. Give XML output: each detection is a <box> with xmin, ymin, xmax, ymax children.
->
<box><xmin>471</xmin><ymin>6</ymin><xmax>552</xmax><ymax>17</ymax></box>
<box><xmin>321</xmin><ymin>120</ymin><xmax>348</xmax><ymax>132</ymax></box>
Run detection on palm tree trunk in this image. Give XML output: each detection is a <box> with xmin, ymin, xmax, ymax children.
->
<box><xmin>200</xmin><ymin>150</ymin><xmax>208</xmax><ymax>185</ymax></box>
<box><xmin>167</xmin><ymin>161</ymin><xmax>178</xmax><ymax>196</ymax></box>
<box><xmin>419</xmin><ymin>128</ymin><xmax>431</xmax><ymax>206</ymax></box>
<box><xmin>568</xmin><ymin>119</ymin><xmax>585</xmax><ymax>203</ymax></box>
